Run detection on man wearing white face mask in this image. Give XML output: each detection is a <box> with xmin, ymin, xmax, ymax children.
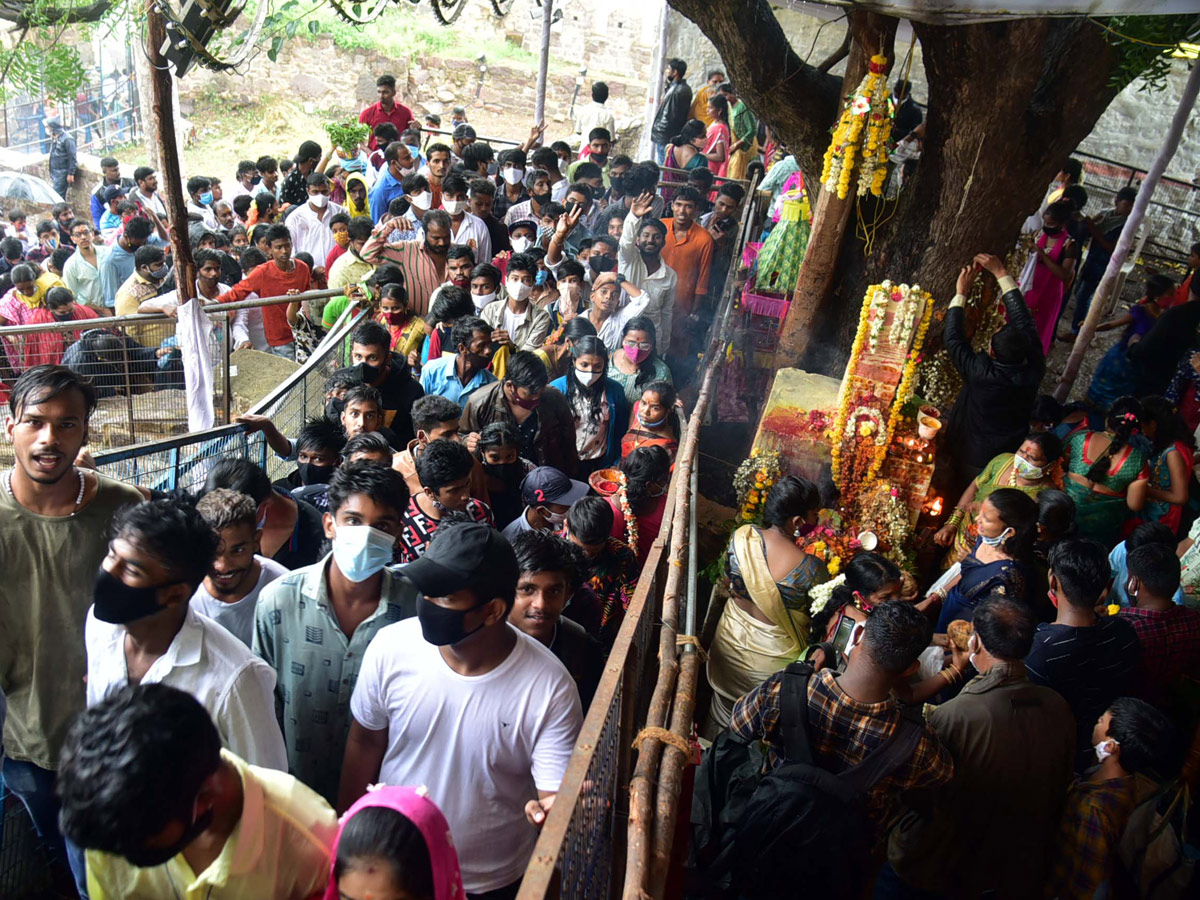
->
<box><xmin>480</xmin><ymin>253</ymin><xmax>552</xmax><ymax>352</ymax></box>
<box><xmin>503</xmin><ymin>466</ymin><xmax>591</xmax><ymax>541</ymax></box>
<box><xmin>252</xmin><ymin>462</ymin><xmax>417</xmax><ymax>806</ymax></box>
<box><xmin>885</xmin><ymin>596</ymin><xmax>1075</xmax><ymax>898</ymax></box>
<box><xmin>287</xmin><ymin>172</ymin><xmax>347</xmax><ymax>272</ymax></box>
<box><xmin>368</xmin><ymin>141</ymin><xmax>418</xmax><ymax>223</ymax></box>
<box><xmin>493</xmin><ymin>148</ymin><xmax>529</xmax><ymax>221</ymax></box>
<box><xmin>440</xmin><ymin>173</ymin><xmax>491</xmax><ymax>263</ymax></box>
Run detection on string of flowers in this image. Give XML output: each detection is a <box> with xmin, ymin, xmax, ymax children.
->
<box><xmin>733</xmin><ymin>449</ymin><xmax>785</xmax><ymax>522</ymax></box>
<box><xmin>829</xmin><ymin>285</ymin><xmax>876</xmax><ymax>484</ymax></box>
<box><xmin>820</xmin><ymin>54</ymin><xmax>893</xmax><ymax>200</ymax></box>
<box><xmin>617</xmin><ymin>471</ymin><xmax>638</xmax><ymax>551</ymax></box>
<box><xmin>809</xmin><ymin>574</ymin><xmax>846</xmax><ymax>617</ymax></box>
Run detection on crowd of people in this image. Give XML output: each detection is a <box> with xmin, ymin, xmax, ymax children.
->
<box><xmin>2</xmin><ymin>56</ymin><xmax>1199</xmax><ymax>900</ymax></box>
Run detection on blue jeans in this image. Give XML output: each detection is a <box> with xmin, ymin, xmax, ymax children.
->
<box><xmin>653</xmin><ymin>142</ymin><xmax>666</xmax><ymax>165</ymax></box>
<box><xmin>2</xmin><ymin>758</ymin><xmax>90</xmax><ymax>898</ymax></box>
<box><xmin>1070</xmin><ymin>269</ymin><xmax>1104</xmax><ymax>331</ymax></box>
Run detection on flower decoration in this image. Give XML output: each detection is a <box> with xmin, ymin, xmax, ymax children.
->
<box><xmin>733</xmin><ymin>449</ymin><xmax>785</xmax><ymax>523</ymax></box>
<box><xmin>808</xmin><ymin>573</ymin><xmax>846</xmax><ymax>616</ymax></box>
<box><xmin>617</xmin><ymin>471</ymin><xmax>638</xmax><ymax>551</ymax></box>
<box><xmin>820</xmin><ymin>54</ymin><xmax>893</xmax><ymax>199</ymax></box>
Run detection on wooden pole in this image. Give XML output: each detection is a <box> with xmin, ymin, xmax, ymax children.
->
<box><xmin>146</xmin><ymin>1</ymin><xmax>195</xmax><ymax>304</ymax></box>
<box><xmin>1055</xmin><ymin>60</ymin><xmax>1200</xmax><ymax>402</ymax></box>
<box><xmin>534</xmin><ymin>0</ymin><xmax>554</xmax><ymax>126</ymax></box>
<box><xmin>775</xmin><ymin>12</ymin><xmax>896</xmax><ymax>363</ymax></box>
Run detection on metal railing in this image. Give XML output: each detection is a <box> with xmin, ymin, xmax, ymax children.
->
<box><xmin>516</xmin><ymin>170</ymin><xmax>762</xmax><ymax>900</ymax></box>
<box><xmin>1</xmin><ymin>74</ymin><xmax>143</xmax><ymax>156</ymax></box>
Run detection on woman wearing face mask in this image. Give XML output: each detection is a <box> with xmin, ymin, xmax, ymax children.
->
<box><xmin>1063</xmin><ymin>396</ymin><xmax>1150</xmax><ymax>545</ymax></box>
<box><xmin>703</xmin><ymin>476</ymin><xmax>829</xmax><ymax>737</ymax></box>
<box><xmin>608</xmin><ymin>316</ymin><xmax>673</xmax><ymax>405</ymax></box>
<box><xmin>475</xmin><ymin>422</ymin><xmax>535</xmax><ymax>529</ymax></box>
<box><xmin>536</xmin><ymin>314</ymin><xmax>597</xmax><ymax>382</ymax></box>
<box><xmin>599</xmin><ymin>445</ymin><xmax>671</xmax><ymax>565</ymax></box>
<box><xmin>550</xmin><ymin>336</ymin><xmax>627</xmax><ymax>477</ymax></box>
<box><xmin>935</xmin><ymin>430</ymin><xmax>1063</xmax><ymax>569</ymax></box>
<box><xmin>375</xmin><ymin>282</ymin><xmax>426</xmax><ymax>361</ymax></box>
<box><xmin>622</xmin><ymin>380</ymin><xmax>681</xmax><ymax>461</ymax></box>
<box><xmin>0</xmin><ymin>263</ymin><xmax>47</xmax><ymax>330</ymax></box>
<box><xmin>1018</xmin><ymin>199</ymin><xmax>1077</xmax><ymax>355</ymax></box>
<box><xmin>929</xmin><ymin>488</ymin><xmax>1038</xmax><ymax>632</ymax></box>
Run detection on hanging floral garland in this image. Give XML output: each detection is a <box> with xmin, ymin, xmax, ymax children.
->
<box><xmin>617</xmin><ymin>471</ymin><xmax>639</xmax><ymax>550</ymax></box>
<box><xmin>820</xmin><ymin>54</ymin><xmax>893</xmax><ymax>200</ymax></box>
<box><xmin>733</xmin><ymin>449</ymin><xmax>785</xmax><ymax>522</ymax></box>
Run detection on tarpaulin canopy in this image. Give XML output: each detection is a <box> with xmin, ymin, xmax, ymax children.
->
<box><xmin>779</xmin><ymin>0</ymin><xmax>1200</xmax><ymax>25</ymax></box>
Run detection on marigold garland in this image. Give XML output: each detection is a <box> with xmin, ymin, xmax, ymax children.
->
<box><xmin>733</xmin><ymin>449</ymin><xmax>785</xmax><ymax>522</ymax></box>
<box><xmin>820</xmin><ymin>54</ymin><xmax>893</xmax><ymax>200</ymax></box>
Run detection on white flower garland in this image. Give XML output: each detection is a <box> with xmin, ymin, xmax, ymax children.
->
<box><xmin>809</xmin><ymin>573</ymin><xmax>847</xmax><ymax>616</ymax></box>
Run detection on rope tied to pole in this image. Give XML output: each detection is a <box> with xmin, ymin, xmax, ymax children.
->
<box><xmin>631</xmin><ymin>726</ymin><xmax>692</xmax><ymax>755</ymax></box>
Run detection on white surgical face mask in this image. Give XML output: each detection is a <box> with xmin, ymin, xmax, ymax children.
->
<box><xmin>409</xmin><ymin>191</ymin><xmax>431</xmax><ymax>210</ymax></box>
<box><xmin>507</xmin><ymin>278</ymin><xmax>532</xmax><ymax>303</ymax></box>
<box><xmin>331</xmin><ymin>524</ymin><xmax>395</xmax><ymax>583</ymax></box>
<box><xmin>502</xmin><ymin>167</ymin><xmax>525</xmax><ymax>186</ymax></box>
<box><xmin>473</xmin><ymin>290</ymin><xmax>496</xmax><ymax>310</ymax></box>
<box><xmin>1095</xmin><ymin>739</ymin><xmax>1118</xmax><ymax>762</ymax></box>
<box><xmin>542</xmin><ymin>508</ymin><xmax>567</xmax><ymax>528</ymax></box>
<box><xmin>309</xmin><ymin>193</ymin><xmax>329</xmax><ymax>209</ymax></box>
<box><xmin>442</xmin><ymin>198</ymin><xmax>466</xmax><ymax>216</ymax></box>
<box><xmin>510</xmin><ymin>236</ymin><xmax>532</xmax><ymax>254</ymax></box>
<box><xmin>575</xmin><ymin>367</ymin><xmax>601</xmax><ymax>387</ymax></box>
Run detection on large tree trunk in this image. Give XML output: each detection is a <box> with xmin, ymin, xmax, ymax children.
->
<box><xmin>668</xmin><ymin>0</ymin><xmax>1122</xmax><ymax>375</ymax></box>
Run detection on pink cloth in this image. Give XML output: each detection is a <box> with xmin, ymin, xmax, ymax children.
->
<box><xmin>324</xmin><ymin>785</ymin><xmax>465</xmax><ymax>900</ymax></box>
<box><xmin>704</xmin><ymin>122</ymin><xmax>730</xmax><ymax>178</ymax></box>
<box><xmin>1025</xmin><ymin>230</ymin><xmax>1071</xmax><ymax>355</ymax></box>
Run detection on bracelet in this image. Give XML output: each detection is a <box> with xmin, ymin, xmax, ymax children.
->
<box><xmin>947</xmin><ymin>508</ymin><xmax>965</xmax><ymax>525</ymax></box>
<box><xmin>940</xmin><ymin>663</ymin><xmax>963</xmax><ymax>685</ymax></box>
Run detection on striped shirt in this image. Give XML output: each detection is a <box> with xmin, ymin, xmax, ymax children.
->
<box><xmin>361</xmin><ymin>234</ymin><xmax>446</xmax><ymax>316</ymax></box>
<box><xmin>396</xmin><ymin>496</ymin><xmax>494</xmax><ymax>563</ymax></box>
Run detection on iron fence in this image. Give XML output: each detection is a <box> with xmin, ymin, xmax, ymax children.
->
<box><xmin>1</xmin><ymin>74</ymin><xmax>142</xmax><ymax>157</ymax></box>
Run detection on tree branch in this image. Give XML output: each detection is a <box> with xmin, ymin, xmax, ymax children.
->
<box><xmin>816</xmin><ymin>25</ymin><xmax>851</xmax><ymax>73</ymax></box>
<box><xmin>0</xmin><ymin>0</ymin><xmax>112</xmax><ymax>27</ymax></box>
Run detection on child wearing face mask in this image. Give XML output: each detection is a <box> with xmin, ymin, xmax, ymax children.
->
<box><xmin>475</xmin><ymin>422</ymin><xmax>536</xmax><ymax>530</ymax></box>
<box><xmin>621</xmin><ymin>380</ymin><xmax>680</xmax><ymax>461</ymax></box>
<box><xmin>550</xmin><ymin>335</ymin><xmax>628</xmax><ymax>477</ymax></box>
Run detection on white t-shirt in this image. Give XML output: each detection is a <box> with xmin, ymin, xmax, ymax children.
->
<box><xmin>502</xmin><ymin>306</ymin><xmax>528</xmax><ymax>340</ymax></box>
<box><xmin>351</xmin><ymin>618</ymin><xmax>582</xmax><ymax>892</ymax></box>
<box><xmin>189</xmin><ymin>555</ymin><xmax>290</xmax><ymax>647</ymax></box>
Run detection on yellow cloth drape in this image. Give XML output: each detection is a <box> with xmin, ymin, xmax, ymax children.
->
<box><xmin>345</xmin><ymin>172</ymin><xmax>371</xmax><ymax>220</ymax></box>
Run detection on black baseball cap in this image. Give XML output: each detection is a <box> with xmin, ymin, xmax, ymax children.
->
<box><xmin>520</xmin><ymin>466</ymin><xmax>590</xmax><ymax>507</ymax></box>
<box><xmin>402</xmin><ymin>519</ymin><xmax>518</xmax><ymax>598</ymax></box>
<box><xmin>104</xmin><ymin>185</ymin><xmax>129</xmax><ymax>202</ymax></box>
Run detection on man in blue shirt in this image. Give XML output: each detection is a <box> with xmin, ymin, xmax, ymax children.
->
<box><xmin>420</xmin><ymin>315</ymin><xmax>497</xmax><ymax>405</ymax></box>
<box><xmin>97</xmin><ymin>217</ymin><xmax>166</xmax><ymax>307</ymax></box>
<box><xmin>368</xmin><ymin>141</ymin><xmax>417</xmax><ymax>223</ymax></box>
<box><xmin>1067</xmin><ymin>186</ymin><xmax>1136</xmax><ymax>333</ymax></box>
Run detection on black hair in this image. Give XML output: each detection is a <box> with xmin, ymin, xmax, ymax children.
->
<box><xmin>587</xmin><ymin>127</ymin><xmax>612</xmax><ymax>145</ymax></box>
<box><xmin>1037</xmin><ymin>489</ymin><xmax>1076</xmax><ymax>542</ymax></box>
<box><xmin>374</xmin><ymin>122</ymin><xmax>400</xmax><ymax>146</ymax></box>
<box><xmin>1115</xmin><ymin>185</ymin><xmax>1138</xmax><ymax>204</ymax></box>
<box><xmin>376</xmin><ymin>73</ymin><xmax>396</xmax><ymax>89</ymax></box>
<box><xmin>334</xmin><ymin>805</ymin><xmax>435</xmax><ymax>899</ymax></box>
<box><xmin>496</xmin><ymin>147</ymin><xmax>527</xmax><ymax>169</ymax></box>
<box><xmin>1025</xmin><ymin>430</ymin><xmax>1063</xmax><ymax>464</ymax></box>
<box><xmin>1044</xmin><ymin>199</ymin><xmax>1074</xmax><ymax>226</ymax></box>
<box><xmin>620</xmin><ymin>445</ymin><xmax>671</xmax><ymax>515</ymax></box>
<box><xmin>446</xmin><ymin>245</ymin><xmax>476</xmax><ymax>267</ymax></box>
<box><xmin>235</xmin><ymin>159</ymin><xmax>256</xmax><ymax>178</ymax></box>
<box><xmin>411</xmin><ymin>394</ymin><xmax>463</xmax><ymax>434</ymax></box>
<box><xmin>306</xmin><ymin>172</ymin><xmax>330</xmax><ymax>190</ymax></box>
<box><xmin>450</xmin><ymin>314</ymin><xmax>492</xmax><ymax>353</ymax></box>
<box><xmin>983</xmin><ymin>487</ymin><xmax>1038</xmax><ymax>561</ymax></box>
<box><xmin>469</xmin><ymin>177</ymin><xmax>496</xmax><ymax>198</ymax></box>
<box><xmin>557</xmin><ymin>259</ymin><xmax>586</xmax><ymax>282</ymax></box>
<box><xmin>58</xmin><ymin>684</ymin><xmax>223</xmax><ymax>857</ymax></box>
<box><xmin>671</xmin><ymin>119</ymin><xmax>708</xmax><ymax>147</ymax></box>
<box><xmin>505</xmin><ymin>350</ymin><xmax>549</xmax><ymax>392</ymax></box>
<box><xmin>186</xmin><ymin>175</ymin><xmax>211</xmax><ymax>195</ymax></box>
<box><xmin>1141</xmin><ymin>394</ymin><xmax>1194</xmax><ymax>453</ymax></box>
<box><xmin>45</xmin><ymin>286</ymin><xmax>74</xmax><ymax>310</ymax></box>
<box><xmin>591</xmin><ymin>82</ymin><xmax>609</xmax><ymax>104</ymax></box>
<box><xmin>193</xmin><ymin>248</ymin><xmax>223</xmax><ymax>272</ymax></box>
<box><xmin>973</xmin><ymin>594</ymin><xmax>1036</xmax><ymax>661</ymax></box>
<box><xmin>530</xmin><ymin>147</ymin><xmax>559</xmax><ymax>171</ymax></box>
<box><xmin>264</xmin><ymin>223</ymin><xmax>292</xmax><ymax>247</ymax></box>
<box><xmin>1087</xmin><ymin>396</ymin><xmax>1143</xmax><ymax>483</ymax></box>
<box><xmin>327</xmin><ymin>460</ymin><xmax>409</xmax><ymax>516</ymax></box>
<box><xmin>762</xmin><ymin>476</ymin><xmax>820</xmax><ymax>529</ymax></box>
<box><xmin>254</xmin><ymin>155</ymin><xmax>277</xmax><ymax>174</ymax></box>
<box><xmin>639</xmin><ymin>380</ymin><xmax>680</xmax><ymax>436</ymax></box>
<box><xmin>124</xmin><ymin>217</ymin><xmax>153</xmax><ymax>241</ymax></box>
<box><xmin>343</xmin><ymin>383</ymin><xmax>383</xmax><ymax>416</ymax></box>
<box><xmin>716</xmin><ymin>182</ymin><xmax>746</xmax><ymax>204</ymax></box>
<box><xmin>461</xmin><ymin>142</ymin><xmax>495</xmax><ymax>171</ymax></box>
<box><xmin>134</xmin><ymin>165</ymin><xmax>156</xmax><ymax>183</ymax></box>
<box><xmin>706</xmin><ymin>93</ymin><xmax>729</xmax><ymax>122</ymax></box>
<box><xmin>329</xmin><ymin>212</ymin><xmax>352</xmax><ymax>231</ymax></box>
<box><xmin>990</xmin><ymin>323</ymin><xmax>1031</xmax><ymax>365</ymax></box>
<box><xmin>9</xmin><ymin>263</ymin><xmax>36</xmax><ymax>284</ymax></box>
<box><xmin>566</xmin><ymin>335</ymin><xmax>609</xmax><ymax>425</ymax></box>
<box><xmin>1143</xmin><ymin>273</ymin><xmax>1176</xmax><ymax>304</ymax></box>
<box><xmin>667</xmin><ymin>57</ymin><xmax>687</xmax><ymax>76</ymax></box>
<box><xmin>1125</xmin><ymin>520</ymin><xmax>1176</xmax><ymax>552</ymax></box>
<box><xmin>352</xmin><ymin>320</ymin><xmax>392</xmax><ymax>356</ymax></box>
<box><xmin>637</xmin><ymin>216</ymin><xmax>667</xmax><ymax>239</ymax></box>
<box><xmin>416</xmin><ymin>439</ymin><xmax>474</xmax><ymax>491</ymax></box>
<box><xmin>428</xmin><ymin>285</ymin><xmax>474</xmax><ymax>326</ymax></box>
<box><xmin>862</xmin><ymin>599</ymin><xmax>931</xmax><ymax>675</ymax></box>
<box><xmin>134</xmin><ymin>245</ymin><xmax>165</xmax><ymax>269</ymax></box>
<box><xmin>617</xmin><ymin>315</ymin><xmax>660</xmax><ymax>392</ymax></box>
<box><xmin>1061</xmin><ymin>158</ymin><xmax>1084</xmax><ymax>183</ymax></box>
<box><xmin>112</xmin><ymin>498</ymin><xmax>219</xmax><ymax>591</ymax></box>
<box><xmin>204</xmin><ymin>458</ymin><xmax>272</xmax><ymax>504</ymax></box>
<box><xmin>1061</xmin><ymin>184</ymin><xmax>1088</xmax><ymax>212</ymax></box>
<box><xmin>512</xmin><ymin>529</ymin><xmax>580</xmax><ymax>586</ymax></box>
<box><xmin>343</xmin><ymin>216</ymin><xmax>373</xmax><ymax>243</ymax></box>
<box><xmin>1106</xmin><ymin>696</ymin><xmax>1183</xmax><ymax>778</ymax></box>
<box><xmin>541</xmin><ymin>201</ymin><xmax>566</xmax><ymax>222</ymax></box>
<box><xmin>239</xmin><ymin>247</ymin><xmax>267</xmax><ymax>273</ymax></box>
<box><xmin>9</xmin><ymin>363</ymin><xmax>97</xmax><ymax>420</ymax></box>
<box><xmin>343</xmin><ymin>431</ymin><xmax>394</xmax><ymax>460</ymax></box>
<box><xmin>253</xmin><ymin>194</ymin><xmax>277</xmax><ymax>220</ymax></box>
<box><xmin>1048</xmin><ymin>538</ymin><xmax>1112</xmax><ymax>608</ymax></box>
<box><xmin>470</xmin><ymin>262</ymin><xmax>501</xmax><ymax>291</ymax></box>
<box><xmin>1030</xmin><ymin>394</ymin><xmax>1064</xmax><ymax>427</ymax></box>
<box><xmin>1127</xmin><ymin>541</ymin><xmax>1181</xmax><ymax>600</ymax></box>
<box><xmin>296</xmin><ymin>140</ymin><xmax>322</xmax><ymax>163</ymax></box>
<box><xmin>567</xmin><ymin>495</ymin><xmax>614</xmax><ymax>545</ymax></box>
<box><xmin>294</xmin><ymin>251</ymin><xmax>315</xmax><ymax>271</ymax></box>
<box><xmin>49</xmin><ymin>246</ymin><xmax>73</xmax><ymax>273</ymax></box>
<box><xmin>572</xmin><ymin>162</ymin><xmax>603</xmax><ymax>184</ymax></box>
<box><xmin>426</xmin><ymin>142</ymin><xmax>452</xmax><ymax>161</ymax></box>
<box><xmin>672</xmin><ymin>185</ymin><xmax>702</xmax><ymax>207</ymax></box>
<box><xmin>0</xmin><ymin>236</ymin><xmax>24</xmax><ymax>260</ymax></box>
<box><xmin>477</xmin><ymin>421</ymin><xmax>522</xmax><ymax>457</ymax></box>
<box><xmin>591</xmin><ymin>235</ymin><xmax>619</xmax><ymax>254</ymax></box>
<box><xmin>422</xmin><ymin>208</ymin><xmax>452</xmax><ymax>233</ymax></box>
<box><xmin>508</xmin><ymin>252</ymin><xmax>538</xmax><ymax>278</ymax></box>
<box><xmin>369</xmin><ymin>263</ymin><xmax>406</xmax><ymax>290</ymax></box>
<box><xmin>297</xmin><ymin>417</ymin><xmax>347</xmax><ymax>456</ymax></box>
<box><xmin>810</xmin><ymin>551</ymin><xmax>902</xmax><ymax>643</ymax></box>
<box><xmin>442</xmin><ymin>173</ymin><xmax>469</xmax><ymax>197</ymax></box>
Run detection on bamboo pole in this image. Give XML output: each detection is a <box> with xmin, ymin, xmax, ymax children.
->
<box><xmin>1054</xmin><ymin>60</ymin><xmax>1200</xmax><ymax>402</ymax></box>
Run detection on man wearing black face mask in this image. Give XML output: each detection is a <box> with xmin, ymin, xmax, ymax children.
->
<box><xmin>114</xmin><ymin>244</ymin><xmax>170</xmax><ymax>346</ymax></box>
<box><xmin>58</xmin><ymin>684</ymin><xmax>336</xmax><ymax>898</ymax></box>
<box><xmin>340</xmin><ymin>519</ymin><xmax>582</xmax><ymax>897</ymax></box>
<box><xmin>84</xmin><ymin>500</ymin><xmax>287</xmax><ymax>771</ymax></box>
<box><xmin>332</xmin><ymin>320</ymin><xmax>424</xmax><ymax>447</ymax></box>
<box><xmin>270</xmin><ymin>418</ymin><xmax>346</xmax><ymax>510</ymax></box>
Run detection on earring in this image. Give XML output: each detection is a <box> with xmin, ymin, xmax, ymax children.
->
<box><xmin>793</xmin><ymin>527</ymin><xmax>802</xmax><ymax>538</ymax></box>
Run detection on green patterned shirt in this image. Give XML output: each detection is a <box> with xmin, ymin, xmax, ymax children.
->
<box><xmin>253</xmin><ymin>555</ymin><xmax>417</xmax><ymax>803</ymax></box>
<box><xmin>730</xmin><ymin>100</ymin><xmax>757</xmax><ymax>147</ymax></box>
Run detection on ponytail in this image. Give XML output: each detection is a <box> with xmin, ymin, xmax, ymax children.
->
<box><xmin>1086</xmin><ymin>396</ymin><xmax>1142</xmax><ymax>484</ymax></box>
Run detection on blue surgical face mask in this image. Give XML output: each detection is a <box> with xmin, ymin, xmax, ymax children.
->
<box><xmin>978</xmin><ymin>526</ymin><xmax>1013</xmax><ymax>547</ymax></box>
<box><xmin>199</xmin><ymin>191</ymin><xmax>214</xmax><ymax>206</ymax></box>
<box><xmin>535</xmin><ymin>268</ymin><xmax>549</xmax><ymax>286</ymax></box>
<box><xmin>406</xmin><ymin>144</ymin><xmax>420</xmax><ymax>161</ymax></box>
<box><xmin>331</xmin><ymin>524</ymin><xmax>395</xmax><ymax>582</ymax></box>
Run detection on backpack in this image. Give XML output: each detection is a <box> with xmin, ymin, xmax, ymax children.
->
<box><xmin>1117</xmin><ymin>780</ymin><xmax>1197</xmax><ymax>899</ymax></box>
<box><xmin>727</xmin><ymin>662</ymin><xmax>923</xmax><ymax>900</ymax></box>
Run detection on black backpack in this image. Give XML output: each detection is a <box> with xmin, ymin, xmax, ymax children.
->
<box><xmin>695</xmin><ymin>662</ymin><xmax>923</xmax><ymax>900</ymax></box>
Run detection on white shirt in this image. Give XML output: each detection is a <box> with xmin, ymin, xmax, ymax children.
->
<box><xmin>617</xmin><ymin>210</ymin><xmax>678</xmax><ymax>349</ymax></box>
<box><xmin>187</xmin><ymin>199</ymin><xmax>219</xmax><ymax>232</ymax></box>
<box><xmin>288</xmin><ymin>200</ymin><xmax>349</xmax><ymax>265</ymax></box>
<box><xmin>573</xmin><ymin>100</ymin><xmax>617</xmax><ymax>150</ymax></box>
<box><xmin>590</xmin><ymin>287</ymin><xmax>654</xmax><ymax>352</ymax></box>
<box><xmin>449</xmin><ymin>210</ymin><xmax>492</xmax><ymax>264</ymax></box>
<box><xmin>551</xmin><ymin>179</ymin><xmax>569</xmax><ymax>203</ymax></box>
<box><xmin>134</xmin><ymin>189</ymin><xmax>166</xmax><ymax>218</ymax></box>
<box><xmin>190</xmin><ymin>555</ymin><xmax>290</xmax><ymax>647</ymax></box>
<box><xmin>85</xmin><ymin>605</ymin><xmax>288</xmax><ymax>771</ymax></box>
<box><xmin>351</xmin><ymin>618</ymin><xmax>582</xmax><ymax>893</ymax></box>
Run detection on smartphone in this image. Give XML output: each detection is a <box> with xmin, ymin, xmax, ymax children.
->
<box><xmin>831</xmin><ymin>612</ymin><xmax>857</xmax><ymax>655</ymax></box>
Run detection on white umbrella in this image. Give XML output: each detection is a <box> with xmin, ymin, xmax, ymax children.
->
<box><xmin>0</xmin><ymin>170</ymin><xmax>64</xmax><ymax>204</ymax></box>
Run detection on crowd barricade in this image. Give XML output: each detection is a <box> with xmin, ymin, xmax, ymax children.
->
<box><xmin>517</xmin><ymin>171</ymin><xmax>762</xmax><ymax>900</ymax></box>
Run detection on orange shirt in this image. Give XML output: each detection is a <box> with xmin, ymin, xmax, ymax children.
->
<box><xmin>661</xmin><ymin>218</ymin><xmax>715</xmax><ymax>314</ymax></box>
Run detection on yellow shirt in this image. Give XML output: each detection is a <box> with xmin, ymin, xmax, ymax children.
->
<box><xmin>113</xmin><ymin>272</ymin><xmax>162</xmax><ymax>346</ymax></box>
<box><xmin>86</xmin><ymin>750</ymin><xmax>336</xmax><ymax>900</ymax></box>
<box><xmin>690</xmin><ymin>83</ymin><xmax>715</xmax><ymax>127</ymax></box>
<box><xmin>35</xmin><ymin>270</ymin><xmax>66</xmax><ymax>298</ymax></box>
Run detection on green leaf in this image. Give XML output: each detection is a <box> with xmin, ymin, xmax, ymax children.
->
<box><xmin>352</xmin><ymin>3</ymin><xmax>362</xmax><ymax>16</ymax></box>
<box><xmin>308</xmin><ymin>20</ymin><xmax>320</xmax><ymax>35</ymax></box>
<box><xmin>268</xmin><ymin>35</ymin><xmax>284</xmax><ymax>62</ymax></box>
<box><xmin>286</xmin><ymin>19</ymin><xmax>297</xmax><ymax>37</ymax></box>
